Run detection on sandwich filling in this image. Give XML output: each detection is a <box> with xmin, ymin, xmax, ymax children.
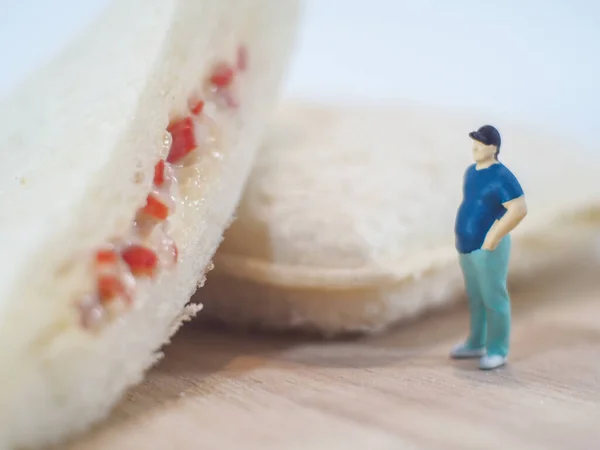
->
<box><xmin>77</xmin><ymin>45</ymin><xmax>249</xmax><ymax>330</ymax></box>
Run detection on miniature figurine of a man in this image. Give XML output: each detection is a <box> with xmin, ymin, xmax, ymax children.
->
<box><xmin>451</xmin><ymin>125</ymin><xmax>528</xmax><ymax>370</ymax></box>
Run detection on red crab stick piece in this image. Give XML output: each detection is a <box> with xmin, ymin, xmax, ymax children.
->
<box><xmin>166</xmin><ymin>117</ymin><xmax>197</xmax><ymax>164</ymax></box>
<box><xmin>121</xmin><ymin>245</ymin><xmax>159</xmax><ymax>277</ymax></box>
<box><xmin>154</xmin><ymin>160</ymin><xmax>166</xmax><ymax>186</ymax></box>
<box><xmin>141</xmin><ymin>194</ymin><xmax>169</xmax><ymax>220</ymax></box>
<box><xmin>97</xmin><ymin>275</ymin><xmax>128</xmax><ymax>304</ymax></box>
<box><xmin>210</xmin><ymin>63</ymin><xmax>235</xmax><ymax>88</ymax></box>
<box><xmin>96</xmin><ymin>249</ymin><xmax>119</xmax><ymax>265</ymax></box>
<box><xmin>189</xmin><ymin>99</ymin><xmax>205</xmax><ymax>116</ymax></box>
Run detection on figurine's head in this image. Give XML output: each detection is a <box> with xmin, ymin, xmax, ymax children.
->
<box><xmin>469</xmin><ymin>125</ymin><xmax>501</xmax><ymax>163</ymax></box>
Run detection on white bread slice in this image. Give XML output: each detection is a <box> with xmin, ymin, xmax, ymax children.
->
<box><xmin>0</xmin><ymin>1</ymin><xmax>300</xmax><ymax>448</ymax></box>
<box><xmin>198</xmin><ymin>101</ymin><xmax>600</xmax><ymax>335</ymax></box>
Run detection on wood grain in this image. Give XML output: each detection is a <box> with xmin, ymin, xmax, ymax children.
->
<box><xmin>64</xmin><ymin>250</ymin><xmax>600</xmax><ymax>450</ymax></box>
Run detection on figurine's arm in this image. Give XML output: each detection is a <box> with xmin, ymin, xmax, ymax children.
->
<box><xmin>482</xmin><ymin>196</ymin><xmax>528</xmax><ymax>250</ymax></box>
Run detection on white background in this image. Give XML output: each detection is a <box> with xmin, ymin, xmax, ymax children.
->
<box><xmin>1</xmin><ymin>0</ymin><xmax>599</xmax><ymax>141</ymax></box>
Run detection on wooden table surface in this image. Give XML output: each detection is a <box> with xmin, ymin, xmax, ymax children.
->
<box><xmin>64</xmin><ymin>251</ymin><xmax>600</xmax><ymax>450</ymax></box>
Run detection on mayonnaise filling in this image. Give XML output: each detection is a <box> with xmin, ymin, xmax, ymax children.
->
<box><xmin>78</xmin><ymin>44</ymin><xmax>247</xmax><ymax>330</ymax></box>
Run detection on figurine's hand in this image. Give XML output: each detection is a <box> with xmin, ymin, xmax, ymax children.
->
<box><xmin>481</xmin><ymin>234</ymin><xmax>499</xmax><ymax>251</ymax></box>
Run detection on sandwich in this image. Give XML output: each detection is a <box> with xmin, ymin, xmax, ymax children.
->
<box><xmin>0</xmin><ymin>1</ymin><xmax>301</xmax><ymax>448</ymax></box>
<box><xmin>198</xmin><ymin>102</ymin><xmax>600</xmax><ymax>335</ymax></box>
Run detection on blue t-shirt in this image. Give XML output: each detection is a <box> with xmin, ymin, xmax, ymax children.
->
<box><xmin>454</xmin><ymin>163</ymin><xmax>524</xmax><ymax>254</ymax></box>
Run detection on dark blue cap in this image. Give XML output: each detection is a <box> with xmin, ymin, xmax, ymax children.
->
<box><xmin>469</xmin><ymin>125</ymin><xmax>501</xmax><ymax>149</ymax></box>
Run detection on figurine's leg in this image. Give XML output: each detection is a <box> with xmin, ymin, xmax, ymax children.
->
<box><xmin>450</xmin><ymin>254</ymin><xmax>487</xmax><ymax>359</ymax></box>
<box><xmin>459</xmin><ymin>254</ymin><xmax>487</xmax><ymax>348</ymax></box>
<box><xmin>478</xmin><ymin>235</ymin><xmax>512</xmax><ymax>369</ymax></box>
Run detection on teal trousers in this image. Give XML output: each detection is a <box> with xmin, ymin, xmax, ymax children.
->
<box><xmin>458</xmin><ymin>235</ymin><xmax>512</xmax><ymax>357</ymax></box>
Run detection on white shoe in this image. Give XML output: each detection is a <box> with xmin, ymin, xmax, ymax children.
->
<box><xmin>450</xmin><ymin>343</ymin><xmax>486</xmax><ymax>359</ymax></box>
<box><xmin>479</xmin><ymin>354</ymin><xmax>507</xmax><ymax>370</ymax></box>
